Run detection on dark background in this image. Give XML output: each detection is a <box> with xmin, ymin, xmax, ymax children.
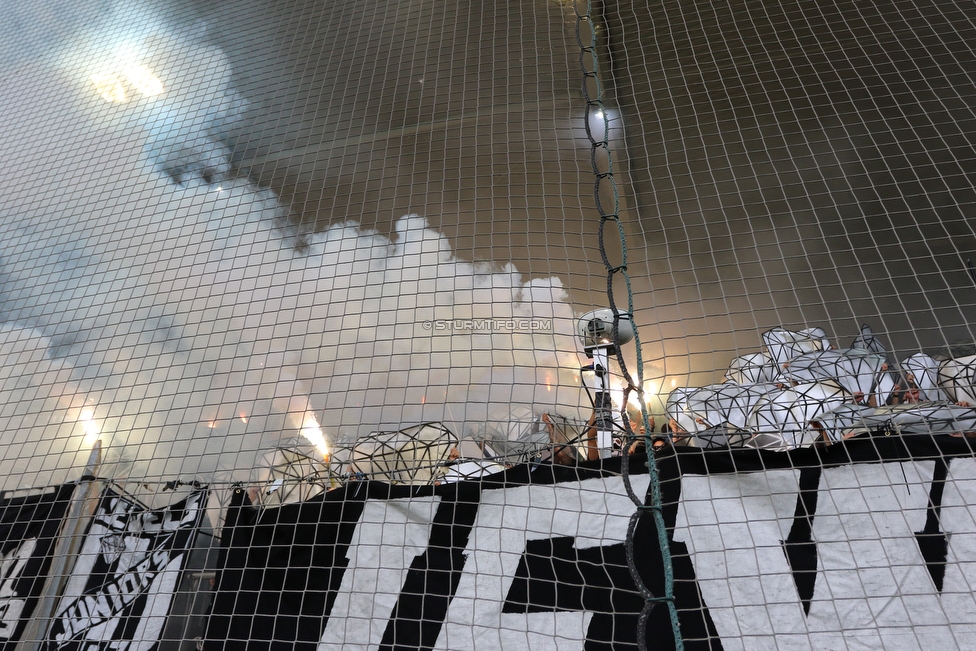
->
<box><xmin>191</xmin><ymin>0</ymin><xmax>976</xmax><ymax>405</ymax></box>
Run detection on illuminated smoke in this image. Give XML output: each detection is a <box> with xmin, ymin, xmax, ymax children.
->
<box><xmin>0</xmin><ymin>5</ymin><xmax>586</xmax><ymax>493</ymax></box>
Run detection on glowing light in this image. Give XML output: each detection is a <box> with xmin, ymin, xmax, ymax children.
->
<box><xmin>78</xmin><ymin>406</ymin><xmax>101</xmax><ymax>446</ymax></box>
<box><xmin>208</xmin><ymin>421</ymin><xmax>217</xmax><ymax>429</ymax></box>
<box><xmin>239</xmin><ymin>413</ymin><xmax>248</xmax><ymax>424</ymax></box>
<box><xmin>642</xmin><ymin>380</ymin><xmax>659</xmax><ymax>402</ymax></box>
<box><xmin>609</xmin><ymin>389</ymin><xmax>624</xmax><ymax>410</ymax></box>
<box><xmin>300</xmin><ymin>413</ymin><xmax>330</xmax><ymax>459</ymax></box>
<box><xmin>626</xmin><ymin>391</ymin><xmax>644</xmax><ymax>410</ymax></box>
<box><xmin>90</xmin><ymin>74</ymin><xmax>127</xmax><ymax>103</ymax></box>
<box><xmin>90</xmin><ymin>63</ymin><xmax>163</xmax><ymax>103</ymax></box>
<box><xmin>124</xmin><ymin>65</ymin><xmax>164</xmax><ymax>96</ymax></box>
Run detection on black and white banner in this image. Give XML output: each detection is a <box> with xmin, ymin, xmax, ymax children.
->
<box><xmin>0</xmin><ymin>483</ymin><xmax>73</xmax><ymax>650</ymax></box>
<box><xmin>204</xmin><ymin>437</ymin><xmax>976</xmax><ymax>651</ymax></box>
<box><xmin>44</xmin><ymin>487</ymin><xmax>208</xmax><ymax>651</ymax></box>
<box><xmin>666</xmin><ymin>438</ymin><xmax>976</xmax><ymax>650</ymax></box>
<box><xmin>204</xmin><ymin>463</ymin><xmax>664</xmax><ymax>651</ymax></box>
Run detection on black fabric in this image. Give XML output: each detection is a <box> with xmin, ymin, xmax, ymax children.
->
<box><xmin>42</xmin><ymin>487</ymin><xmax>207</xmax><ymax>651</ymax></box>
<box><xmin>0</xmin><ymin>483</ymin><xmax>73</xmax><ymax>650</ymax></box>
<box><xmin>782</xmin><ymin>467</ymin><xmax>822</xmax><ymax>615</ymax></box>
<box><xmin>205</xmin><ymin>436</ymin><xmax>976</xmax><ymax>651</ymax></box>
<box><xmin>668</xmin><ymin>435</ymin><xmax>975</xmax><ymax>476</ymax></box>
<box><xmin>502</xmin><ymin>536</ymin><xmax>643</xmax><ymax>651</ymax></box>
<box><xmin>661</xmin><ymin>436</ymin><xmax>974</xmax><ymax>639</ymax></box>
<box><xmin>915</xmin><ymin>458</ymin><xmax>950</xmax><ymax>591</ymax></box>
<box><xmin>205</xmin><ymin>461</ymin><xmax>661</xmax><ymax>651</ymax></box>
<box><xmin>205</xmin><ymin>486</ymin><xmax>371</xmax><ymax>651</ymax></box>
<box><xmin>643</xmin><ymin>451</ymin><xmax>723</xmax><ymax>651</ymax></box>
<box><xmin>379</xmin><ymin>481</ymin><xmax>481</xmax><ymax>651</ymax></box>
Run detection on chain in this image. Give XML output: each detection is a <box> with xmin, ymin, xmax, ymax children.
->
<box><xmin>573</xmin><ymin>1</ymin><xmax>684</xmax><ymax>648</ymax></box>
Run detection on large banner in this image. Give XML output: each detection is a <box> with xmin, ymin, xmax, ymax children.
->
<box><xmin>0</xmin><ymin>483</ymin><xmax>73</xmax><ymax>649</ymax></box>
<box><xmin>205</xmin><ymin>463</ymin><xmax>661</xmax><ymax>651</ymax></box>
<box><xmin>204</xmin><ymin>437</ymin><xmax>976</xmax><ymax>651</ymax></box>
<box><xmin>667</xmin><ymin>439</ymin><xmax>976</xmax><ymax>651</ymax></box>
<box><xmin>44</xmin><ymin>488</ymin><xmax>208</xmax><ymax>651</ymax></box>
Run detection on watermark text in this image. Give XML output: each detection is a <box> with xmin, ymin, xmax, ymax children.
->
<box><xmin>421</xmin><ymin>319</ymin><xmax>552</xmax><ymax>331</ymax></box>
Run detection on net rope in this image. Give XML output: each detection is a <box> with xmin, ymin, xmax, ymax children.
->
<box><xmin>574</xmin><ymin>2</ymin><xmax>683</xmax><ymax>648</ymax></box>
<box><xmin>2</xmin><ymin>0</ymin><xmax>976</xmax><ymax>650</ymax></box>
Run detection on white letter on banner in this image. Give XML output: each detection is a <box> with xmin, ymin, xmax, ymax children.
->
<box><xmin>674</xmin><ymin>463</ymin><xmax>943</xmax><ymax>649</ymax></box>
<box><xmin>0</xmin><ymin>538</ymin><xmax>35</xmax><ymax>599</ymax></box>
<box><xmin>435</xmin><ymin>475</ymin><xmax>649</xmax><ymax>651</ymax></box>
<box><xmin>0</xmin><ymin>598</ymin><xmax>25</xmax><ymax>639</ymax></box>
<box><xmin>0</xmin><ymin>538</ymin><xmax>36</xmax><ymax>639</ymax></box>
<box><xmin>673</xmin><ymin>470</ymin><xmax>808</xmax><ymax>644</ymax></box>
<box><xmin>318</xmin><ymin>496</ymin><xmax>440</xmax><ymax>651</ymax></box>
<box><xmin>808</xmin><ymin>462</ymin><xmax>938</xmax><ymax>649</ymax></box>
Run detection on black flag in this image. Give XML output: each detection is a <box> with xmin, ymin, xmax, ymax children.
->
<box><xmin>0</xmin><ymin>483</ymin><xmax>73</xmax><ymax>650</ymax></box>
<box><xmin>43</xmin><ymin>487</ymin><xmax>208</xmax><ymax>651</ymax></box>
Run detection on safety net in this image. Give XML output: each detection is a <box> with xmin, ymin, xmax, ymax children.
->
<box><xmin>1</xmin><ymin>0</ymin><xmax>976</xmax><ymax>649</ymax></box>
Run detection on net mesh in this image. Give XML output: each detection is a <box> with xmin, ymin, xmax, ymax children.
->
<box><xmin>1</xmin><ymin>0</ymin><xmax>976</xmax><ymax>649</ymax></box>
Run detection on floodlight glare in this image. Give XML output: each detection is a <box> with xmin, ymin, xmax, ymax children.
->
<box><xmin>90</xmin><ymin>73</ymin><xmax>127</xmax><ymax>103</ymax></box>
<box><xmin>124</xmin><ymin>64</ymin><xmax>164</xmax><ymax>96</ymax></box>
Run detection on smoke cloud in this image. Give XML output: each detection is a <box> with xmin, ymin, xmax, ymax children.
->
<box><xmin>0</xmin><ymin>2</ymin><xmax>586</xmax><ymax>496</ymax></box>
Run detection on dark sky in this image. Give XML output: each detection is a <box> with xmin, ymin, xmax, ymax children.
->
<box><xmin>202</xmin><ymin>0</ymin><xmax>976</xmax><ymax>391</ymax></box>
<box><xmin>607</xmin><ymin>0</ymin><xmax>976</xmax><ymax>381</ymax></box>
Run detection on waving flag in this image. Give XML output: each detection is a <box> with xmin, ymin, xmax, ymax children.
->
<box><xmin>0</xmin><ymin>483</ymin><xmax>73</xmax><ymax>650</ymax></box>
<box><xmin>43</xmin><ymin>487</ymin><xmax>207</xmax><ymax>651</ymax></box>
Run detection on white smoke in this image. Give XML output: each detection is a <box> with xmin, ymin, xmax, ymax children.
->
<box><xmin>0</xmin><ymin>2</ymin><xmax>586</xmax><ymax>494</ymax></box>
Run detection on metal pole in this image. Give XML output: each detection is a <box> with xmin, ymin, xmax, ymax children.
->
<box><xmin>591</xmin><ymin>347</ymin><xmax>615</xmax><ymax>458</ymax></box>
<box><xmin>17</xmin><ymin>441</ymin><xmax>102</xmax><ymax>651</ymax></box>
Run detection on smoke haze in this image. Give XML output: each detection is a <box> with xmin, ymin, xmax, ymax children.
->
<box><xmin>0</xmin><ymin>2</ymin><xmax>587</xmax><ymax>498</ymax></box>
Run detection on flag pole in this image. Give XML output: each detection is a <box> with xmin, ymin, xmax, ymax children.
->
<box><xmin>17</xmin><ymin>441</ymin><xmax>103</xmax><ymax>651</ymax></box>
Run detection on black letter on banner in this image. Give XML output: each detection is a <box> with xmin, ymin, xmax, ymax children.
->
<box><xmin>781</xmin><ymin>466</ymin><xmax>822</xmax><ymax>615</ymax></box>
<box><xmin>639</xmin><ymin>450</ymin><xmax>722</xmax><ymax>650</ymax></box>
<box><xmin>502</xmin><ymin>536</ymin><xmax>643</xmax><ymax>650</ymax></box>
<box><xmin>915</xmin><ymin>458</ymin><xmax>950</xmax><ymax>592</ymax></box>
<box><xmin>205</xmin><ymin>487</ymin><xmax>367</xmax><ymax>651</ymax></box>
<box><xmin>379</xmin><ymin>481</ymin><xmax>481</xmax><ymax>651</ymax></box>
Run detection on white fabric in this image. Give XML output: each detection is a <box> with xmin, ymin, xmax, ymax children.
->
<box><xmin>850</xmin><ymin>323</ymin><xmax>888</xmax><ymax>356</ymax></box>
<box><xmin>939</xmin><ymin>355</ymin><xmax>976</xmax><ymax>405</ymax></box>
<box><xmin>433</xmin><ymin>475</ymin><xmax>651</xmax><ymax>651</ymax></box>
<box><xmin>685</xmin><ymin>382</ymin><xmax>779</xmax><ymax>431</ymax></box>
<box><xmin>727</xmin><ymin>353</ymin><xmax>778</xmax><ymax>384</ymax></box>
<box><xmin>775</xmin><ymin>349</ymin><xmax>884</xmax><ymax>400</ymax></box>
<box><xmin>746</xmin><ymin>381</ymin><xmax>849</xmax><ymax>450</ymax></box>
<box><xmin>762</xmin><ymin>328</ymin><xmax>827</xmax><ymax>366</ymax></box>
<box><xmin>349</xmin><ymin>423</ymin><xmax>459</xmax><ymax>485</ymax></box>
<box><xmin>666</xmin><ymin>387</ymin><xmax>700</xmax><ymax>434</ymax></box>
<box><xmin>902</xmin><ymin>353</ymin><xmax>948</xmax><ymax>402</ymax></box>
<box><xmin>674</xmin><ymin>462</ymin><xmax>976</xmax><ymax>650</ymax></box>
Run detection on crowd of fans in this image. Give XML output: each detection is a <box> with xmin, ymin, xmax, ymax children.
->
<box><xmin>332</xmin><ymin>325</ymin><xmax>976</xmax><ymax>484</ymax></box>
<box><xmin>663</xmin><ymin>325</ymin><xmax>976</xmax><ymax>450</ymax></box>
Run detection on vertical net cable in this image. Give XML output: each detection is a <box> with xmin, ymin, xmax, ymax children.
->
<box><xmin>574</xmin><ymin>1</ymin><xmax>684</xmax><ymax>649</ymax></box>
